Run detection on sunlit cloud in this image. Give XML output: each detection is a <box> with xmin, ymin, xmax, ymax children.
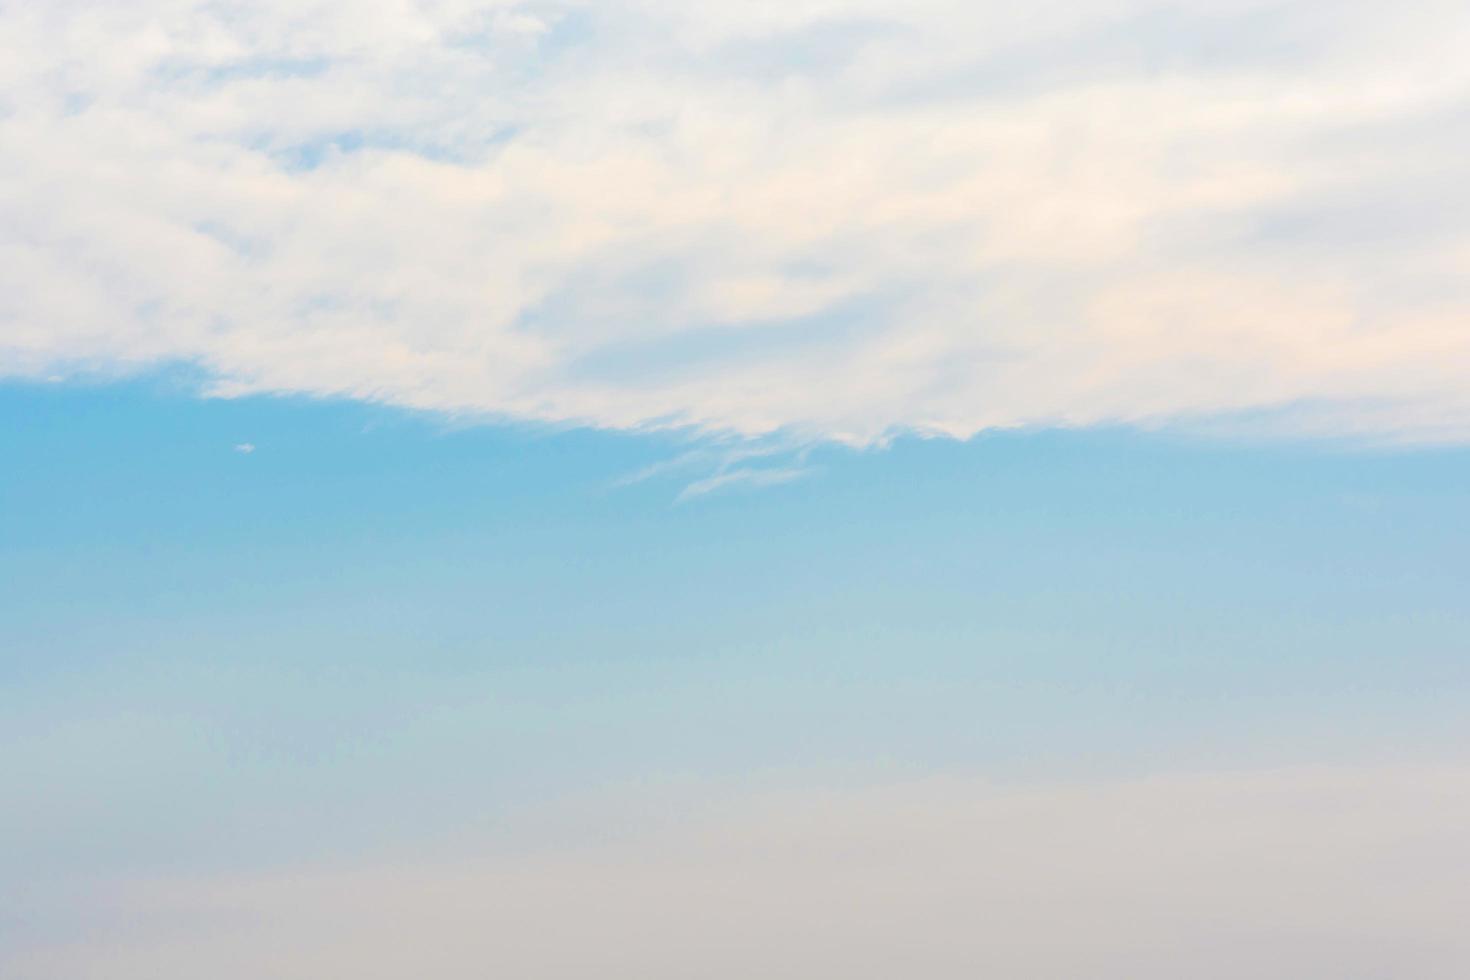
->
<box><xmin>3</xmin><ymin>1</ymin><xmax>1469</xmax><ymax>443</ymax></box>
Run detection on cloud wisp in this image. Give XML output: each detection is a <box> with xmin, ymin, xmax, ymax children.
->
<box><xmin>675</xmin><ymin>463</ymin><xmax>813</xmax><ymax>502</ymax></box>
<box><xmin>3</xmin><ymin>1</ymin><xmax>1470</xmax><ymax>444</ymax></box>
<box><xmin>610</xmin><ymin>438</ymin><xmax>814</xmax><ymax>498</ymax></box>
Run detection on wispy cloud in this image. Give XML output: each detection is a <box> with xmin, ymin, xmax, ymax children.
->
<box><xmin>233</xmin><ymin>443</ymin><xmax>256</xmax><ymax>454</ymax></box>
<box><xmin>609</xmin><ymin>449</ymin><xmax>726</xmax><ymax>490</ymax></box>
<box><xmin>676</xmin><ymin>465</ymin><xmax>814</xmax><ymax>502</ymax></box>
<box><xmin>613</xmin><ymin>438</ymin><xmax>815</xmax><ymax>499</ymax></box>
<box><xmin>4</xmin><ymin>2</ymin><xmax>1470</xmax><ymax>443</ymax></box>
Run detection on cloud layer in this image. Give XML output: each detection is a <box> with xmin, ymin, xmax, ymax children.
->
<box><xmin>10</xmin><ymin>765</ymin><xmax>1470</xmax><ymax>978</ymax></box>
<box><xmin>4</xmin><ymin>0</ymin><xmax>1470</xmax><ymax>442</ymax></box>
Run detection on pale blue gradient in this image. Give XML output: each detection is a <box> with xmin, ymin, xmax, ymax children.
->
<box><xmin>3</xmin><ymin>378</ymin><xmax>1468</xmax><ymax>896</ymax></box>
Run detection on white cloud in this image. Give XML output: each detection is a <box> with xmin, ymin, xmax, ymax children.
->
<box><xmin>9</xmin><ymin>764</ymin><xmax>1470</xmax><ymax>978</ymax></box>
<box><xmin>610</xmin><ymin>439</ymin><xmax>812</xmax><ymax>497</ymax></box>
<box><xmin>676</xmin><ymin>463</ymin><xmax>812</xmax><ymax>501</ymax></box>
<box><xmin>3</xmin><ymin>1</ymin><xmax>1470</xmax><ymax>443</ymax></box>
<box><xmin>232</xmin><ymin>442</ymin><xmax>255</xmax><ymax>453</ymax></box>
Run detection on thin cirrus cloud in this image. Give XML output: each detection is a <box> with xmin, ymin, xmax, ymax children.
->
<box><xmin>3</xmin><ymin>1</ymin><xmax>1469</xmax><ymax>444</ymax></box>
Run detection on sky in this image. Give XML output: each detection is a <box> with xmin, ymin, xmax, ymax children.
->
<box><xmin>3</xmin><ymin>2</ymin><xmax>1470</xmax><ymax>978</ymax></box>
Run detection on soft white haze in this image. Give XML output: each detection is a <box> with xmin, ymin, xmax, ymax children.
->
<box><xmin>13</xmin><ymin>766</ymin><xmax>1470</xmax><ymax>979</ymax></box>
<box><xmin>3</xmin><ymin>0</ymin><xmax>1470</xmax><ymax>444</ymax></box>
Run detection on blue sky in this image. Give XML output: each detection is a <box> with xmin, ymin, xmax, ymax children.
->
<box><xmin>5</xmin><ymin>1</ymin><xmax>1470</xmax><ymax>977</ymax></box>
<box><xmin>5</xmin><ymin>376</ymin><xmax>1470</xmax><ymax>976</ymax></box>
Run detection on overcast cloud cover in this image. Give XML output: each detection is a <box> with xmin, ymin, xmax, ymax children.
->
<box><xmin>4</xmin><ymin>0</ymin><xmax>1470</xmax><ymax>443</ymax></box>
